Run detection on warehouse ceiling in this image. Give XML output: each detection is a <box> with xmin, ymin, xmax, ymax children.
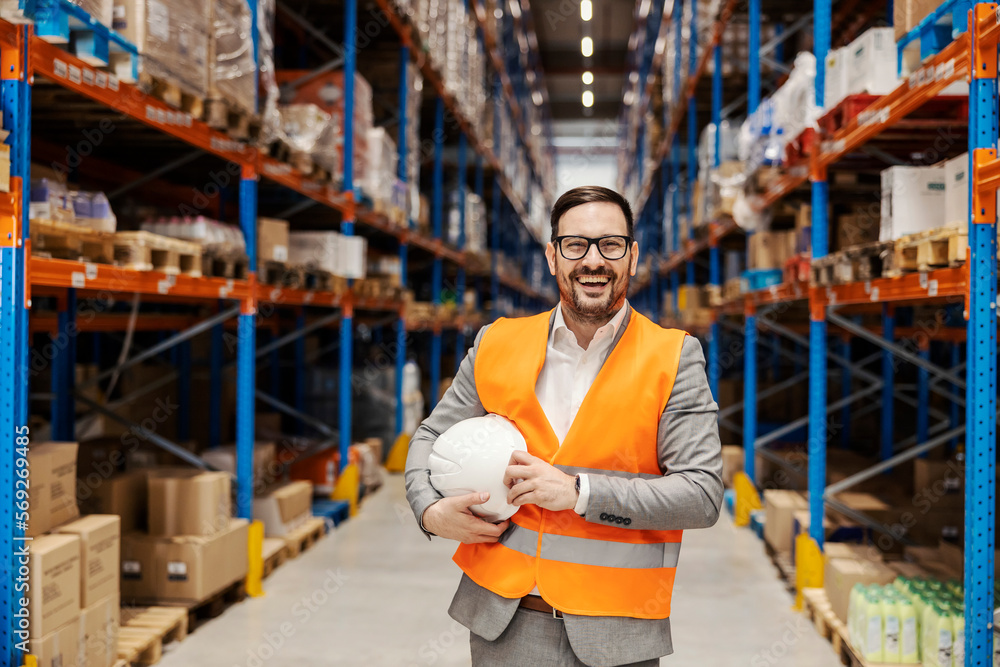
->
<box><xmin>532</xmin><ymin>0</ymin><xmax>633</xmax><ymax>121</ymax></box>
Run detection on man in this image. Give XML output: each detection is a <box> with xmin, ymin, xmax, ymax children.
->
<box><xmin>405</xmin><ymin>185</ymin><xmax>723</xmax><ymax>666</ymax></box>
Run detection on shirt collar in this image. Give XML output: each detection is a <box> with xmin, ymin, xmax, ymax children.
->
<box><xmin>551</xmin><ymin>299</ymin><xmax>630</xmax><ymax>347</ymax></box>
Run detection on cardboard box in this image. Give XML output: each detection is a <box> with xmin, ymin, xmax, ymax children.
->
<box><xmin>28</xmin><ymin>616</ymin><xmax>81</xmax><ymax>667</ymax></box>
<box><xmin>846</xmin><ymin>28</ymin><xmax>898</xmax><ymax>96</ymax></box>
<box><xmin>55</xmin><ymin>515</ymin><xmax>120</xmax><ymax>607</ymax></box>
<box><xmin>894</xmin><ymin>0</ymin><xmax>942</xmax><ymax>41</ymax></box>
<box><xmin>120</xmin><ymin>532</ymin><xmax>158</xmax><ymax>602</ymax></box>
<box><xmin>833</xmin><ymin>213</ymin><xmax>879</xmax><ymax>252</ymax></box>
<box><xmin>202</xmin><ymin>442</ymin><xmax>277</xmax><ymax>488</ymax></box>
<box><xmin>880</xmin><ymin>166</ymin><xmax>946</xmax><ymax>241</ymax></box>
<box><xmin>257</xmin><ymin>218</ymin><xmax>289</xmax><ymax>264</ymax></box>
<box><xmin>28</xmin><ymin>442</ymin><xmax>80</xmax><ymax>537</ymax></box>
<box><xmin>77</xmin><ymin>470</ymin><xmax>148</xmax><ymax>533</ymax></box>
<box><xmin>824</xmin><ymin>542</ymin><xmax>877</xmax><ymax>561</ymax></box>
<box><xmin>721</xmin><ymin>445</ymin><xmax>743</xmax><ymax>488</ymax></box>
<box><xmin>763</xmin><ymin>490</ymin><xmax>808</xmax><ymax>554</ymax></box>
<box><xmin>913</xmin><ymin>458</ymin><xmax>963</xmax><ymax>509</ymax></box>
<box><xmin>155</xmin><ymin>518</ymin><xmax>249</xmax><ymax>602</ymax></box>
<box><xmin>944</xmin><ymin>152</ymin><xmax>969</xmax><ymax>228</ymax></box>
<box><xmin>824</xmin><ymin>557</ymin><xmax>896</xmax><ymax>622</ymax></box>
<box><xmin>80</xmin><ymin>595</ymin><xmax>119</xmax><ymax>667</ymax></box>
<box><xmin>888</xmin><ymin>560</ymin><xmax>931</xmax><ymax>578</ymax></box>
<box><xmin>29</xmin><ymin>534</ymin><xmax>81</xmax><ymax>638</ymax></box>
<box><xmin>147</xmin><ymin>469</ymin><xmax>231</xmax><ymax>538</ymax></box>
<box><xmin>824</xmin><ymin>47</ymin><xmax>849</xmax><ymax>111</ymax></box>
<box><xmin>749</xmin><ymin>230</ymin><xmax>795</xmax><ymax>270</ymax></box>
<box><xmin>111</xmin><ymin>0</ymin><xmax>211</xmax><ymax>97</ymax></box>
<box><xmin>253</xmin><ymin>481</ymin><xmax>313</xmax><ymax>537</ymax></box>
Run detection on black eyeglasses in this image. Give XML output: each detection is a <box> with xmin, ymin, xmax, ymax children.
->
<box><xmin>553</xmin><ymin>235</ymin><xmax>633</xmax><ymax>261</ymax></box>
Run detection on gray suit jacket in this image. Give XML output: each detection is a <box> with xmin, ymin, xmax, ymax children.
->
<box><xmin>404</xmin><ymin>305</ymin><xmax>724</xmax><ymax>667</ymax></box>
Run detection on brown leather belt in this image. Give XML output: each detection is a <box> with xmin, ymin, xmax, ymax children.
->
<box><xmin>519</xmin><ymin>595</ymin><xmax>564</xmax><ymax>619</ymax></box>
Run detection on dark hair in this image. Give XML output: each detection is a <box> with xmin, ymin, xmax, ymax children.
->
<box><xmin>549</xmin><ymin>186</ymin><xmax>634</xmax><ymax>242</ymax></box>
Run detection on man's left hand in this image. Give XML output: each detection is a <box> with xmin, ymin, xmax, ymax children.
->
<box><xmin>504</xmin><ymin>450</ymin><xmax>578</xmax><ymax>512</ymax></box>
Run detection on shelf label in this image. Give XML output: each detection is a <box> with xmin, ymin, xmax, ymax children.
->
<box><xmin>269</xmin><ymin>288</ymin><xmax>281</xmax><ymax>301</ymax></box>
<box><xmin>871</xmin><ymin>287</ymin><xmax>879</xmax><ymax>302</ymax></box>
<box><xmin>53</xmin><ymin>59</ymin><xmax>67</xmax><ymax>79</ymax></box>
<box><xmin>82</xmin><ymin>68</ymin><xmax>94</xmax><ymax>86</ymax></box>
<box><xmin>108</xmin><ymin>75</ymin><xmax>119</xmax><ymax>91</ymax></box>
<box><xmin>71</xmin><ymin>272</ymin><xmax>85</xmax><ymax>288</ymax></box>
<box><xmin>95</xmin><ymin>71</ymin><xmax>107</xmax><ymax>89</ymax></box>
<box><xmin>928</xmin><ymin>280</ymin><xmax>938</xmax><ymax>297</ymax></box>
<box><xmin>858</xmin><ymin>108</ymin><xmax>890</xmax><ymax>126</ymax></box>
<box><xmin>68</xmin><ymin>65</ymin><xmax>81</xmax><ymax>85</ymax></box>
<box><xmin>919</xmin><ymin>272</ymin><xmax>928</xmax><ymax>289</ymax></box>
<box><xmin>219</xmin><ymin>286</ymin><xmax>231</xmax><ymax>298</ymax></box>
<box><xmin>84</xmin><ymin>263</ymin><xmax>98</xmax><ymax>280</ymax></box>
<box><xmin>263</xmin><ymin>162</ymin><xmax>292</xmax><ymax>177</ymax></box>
<box><xmin>936</xmin><ymin>60</ymin><xmax>955</xmax><ymax>82</ymax></box>
<box><xmin>304</xmin><ymin>292</ymin><xmax>314</xmax><ymax>304</ymax></box>
<box><xmin>157</xmin><ymin>279</ymin><xmax>172</xmax><ymax>294</ymax></box>
<box><xmin>827</xmin><ymin>288</ymin><xmax>837</xmax><ymax>305</ymax></box>
<box><xmin>210</xmin><ymin>136</ymin><xmax>246</xmax><ymax>154</ymax></box>
<box><xmin>864</xmin><ymin>281</ymin><xmax>872</xmax><ymax>294</ymax></box>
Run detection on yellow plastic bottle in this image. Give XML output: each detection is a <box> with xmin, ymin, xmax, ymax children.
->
<box><xmin>864</xmin><ymin>591</ymin><xmax>883</xmax><ymax>663</ymax></box>
<box><xmin>898</xmin><ymin>596</ymin><xmax>919</xmax><ymax>664</ymax></box>
<box><xmin>933</xmin><ymin>603</ymin><xmax>954</xmax><ymax>667</ymax></box>
<box><xmin>882</xmin><ymin>593</ymin><xmax>901</xmax><ymax>663</ymax></box>
<box><xmin>951</xmin><ymin>604</ymin><xmax>964</xmax><ymax>667</ymax></box>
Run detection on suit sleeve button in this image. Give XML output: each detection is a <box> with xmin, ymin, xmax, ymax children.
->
<box><xmin>624</xmin><ymin>518</ymin><xmax>632</xmax><ymax>526</ymax></box>
<box><xmin>615</xmin><ymin>517</ymin><xmax>624</xmax><ymax>524</ymax></box>
<box><xmin>599</xmin><ymin>513</ymin><xmax>608</xmax><ymax>521</ymax></box>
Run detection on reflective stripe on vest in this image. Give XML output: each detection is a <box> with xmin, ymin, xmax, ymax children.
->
<box><xmin>500</xmin><ymin>523</ymin><xmax>681</xmax><ymax>569</ymax></box>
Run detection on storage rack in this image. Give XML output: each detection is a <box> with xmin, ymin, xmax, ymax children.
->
<box><xmin>0</xmin><ymin>0</ymin><xmax>555</xmax><ymax>660</ymax></box>
<box><xmin>623</xmin><ymin>0</ymin><xmax>997</xmax><ymax>661</ymax></box>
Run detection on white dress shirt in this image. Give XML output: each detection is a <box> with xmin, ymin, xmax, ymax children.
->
<box><xmin>535</xmin><ymin>299</ymin><xmax>630</xmax><ymax>515</ymax></box>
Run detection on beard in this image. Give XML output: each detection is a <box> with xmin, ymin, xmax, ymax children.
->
<box><xmin>556</xmin><ymin>264</ymin><xmax>630</xmax><ymax>327</ymax></box>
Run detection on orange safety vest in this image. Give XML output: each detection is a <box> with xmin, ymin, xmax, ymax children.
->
<box><xmin>453</xmin><ymin>308</ymin><xmax>688</xmax><ymax>619</ymax></box>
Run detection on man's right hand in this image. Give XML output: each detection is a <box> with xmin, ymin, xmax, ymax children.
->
<box><xmin>421</xmin><ymin>492</ymin><xmax>510</xmax><ymax>544</ymax></box>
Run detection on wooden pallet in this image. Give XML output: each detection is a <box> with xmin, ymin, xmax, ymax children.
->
<box><xmin>262</xmin><ymin>537</ymin><xmax>288</xmax><ymax>579</ymax></box>
<box><xmin>114</xmin><ymin>231</ymin><xmax>203</xmax><ymax>276</ymax></box>
<box><xmin>117</xmin><ymin>606</ymin><xmax>188</xmax><ymax>666</ymax></box>
<box><xmin>202</xmin><ymin>98</ymin><xmax>260</xmax><ymax>141</ymax></box>
<box><xmin>269</xmin><ymin>141</ymin><xmax>333</xmax><ymax>182</ymax></box>
<box><xmin>884</xmin><ymin>226</ymin><xmax>967</xmax><ymax>277</ymax></box>
<box><xmin>30</xmin><ymin>218</ymin><xmax>116</xmax><ymax>263</ymax></box>
<box><xmin>201</xmin><ymin>247</ymin><xmax>249</xmax><ymax>279</ymax></box>
<box><xmin>282</xmin><ymin>516</ymin><xmax>326</xmax><ymax>559</ymax></box>
<box><xmin>258</xmin><ymin>260</ymin><xmax>300</xmax><ymax>287</ymax></box>
<box><xmin>139</xmin><ymin>72</ymin><xmax>204</xmax><ymax>118</ymax></box>
<box><xmin>812</xmin><ymin>243</ymin><xmax>894</xmax><ymax>286</ymax></box>
<box><xmin>764</xmin><ymin>542</ymin><xmax>796</xmax><ymax>592</ymax></box>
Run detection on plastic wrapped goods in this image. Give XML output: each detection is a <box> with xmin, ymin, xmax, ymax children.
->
<box><xmin>210</xmin><ymin>0</ymin><xmax>257</xmax><ymax>114</ymax></box>
<box><xmin>113</xmin><ymin>0</ymin><xmax>211</xmax><ymax>99</ymax></box>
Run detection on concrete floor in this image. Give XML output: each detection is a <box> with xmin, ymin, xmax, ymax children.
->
<box><xmin>157</xmin><ymin>475</ymin><xmax>844</xmax><ymax>666</ymax></box>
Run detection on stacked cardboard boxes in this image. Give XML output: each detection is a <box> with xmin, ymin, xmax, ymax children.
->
<box><xmin>121</xmin><ymin>470</ymin><xmax>248</xmax><ymax>604</ymax></box>
<box><xmin>112</xmin><ymin>0</ymin><xmax>211</xmax><ymax>100</ymax></box>
<box><xmin>26</xmin><ymin>442</ymin><xmax>122</xmax><ymax>667</ymax></box>
<box><xmin>748</xmin><ymin>229</ymin><xmax>797</xmax><ymax>270</ymax></box>
<box><xmin>880</xmin><ymin>165</ymin><xmax>946</xmax><ymax>241</ymax></box>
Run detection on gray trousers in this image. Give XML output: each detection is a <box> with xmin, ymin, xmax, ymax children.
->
<box><xmin>470</xmin><ymin>608</ymin><xmax>661</xmax><ymax>667</ymax></box>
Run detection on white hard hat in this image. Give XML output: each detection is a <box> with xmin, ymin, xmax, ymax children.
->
<box><xmin>428</xmin><ymin>414</ymin><xmax>528</xmax><ymax>522</ymax></box>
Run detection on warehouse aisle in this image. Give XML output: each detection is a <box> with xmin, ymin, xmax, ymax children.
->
<box><xmin>157</xmin><ymin>476</ymin><xmax>842</xmax><ymax>667</ymax></box>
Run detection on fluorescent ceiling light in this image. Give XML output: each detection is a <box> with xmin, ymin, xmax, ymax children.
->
<box><xmin>581</xmin><ymin>0</ymin><xmax>592</xmax><ymax>21</ymax></box>
<box><xmin>532</xmin><ymin>90</ymin><xmax>543</xmax><ymax>106</ymax></box>
<box><xmin>582</xmin><ymin>71</ymin><xmax>594</xmax><ymax>85</ymax></box>
<box><xmin>582</xmin><ymin>90</ymin><xmax>594</xmax><ymax>107</ymax></box>
<box><xmin>508</xmin><ymin>0</ymin><xmax>521</xmax><ymax>19</ymax></box>
<box><xmin>581</xmin><ymin>37</ymin><xmax>593</xmax><ymax>57</ymax></box>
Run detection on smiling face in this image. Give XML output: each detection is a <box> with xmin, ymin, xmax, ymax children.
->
<box><xmin>545</xmin><ymin>201</ymin><xmax>639</xmax><ymax>326</ymax></box>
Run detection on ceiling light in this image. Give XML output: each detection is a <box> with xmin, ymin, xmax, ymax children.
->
<box><xmin>532</xmin><ymin>90</ymin><xmax>543</xmax><ymax>106</ymax></box>
<box><xmin>581</xmin><ymin>37</ymin><xmax>593</xmax><ymax>57</ymax></box>
<box><xmin>582</xmin><ymin>90</ymin><xmax>594</xmax><ymax>107</ymax></box>
<box><xmin>581</xmin><ymin>0</ymin><xmax>592</xmax><ymax>21</ymax></box>
<box><xmin>508</xmin><ymin>0</ymin><xmax>521</xmax><ymax>19</ymax></box>
<box><xmin>629</xmin><ymin>71</ymin><xmax>639</xmax><ymax>84</ymax></box>
<box><xmin>582</xmin><ymin>71</ymin><xmax>594</xmax><ymax>85</ymax></box>
<box><xmin>623</xmin><ymin>90</ymin><xmax>635</xmax><ymax>106</ymax></box>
